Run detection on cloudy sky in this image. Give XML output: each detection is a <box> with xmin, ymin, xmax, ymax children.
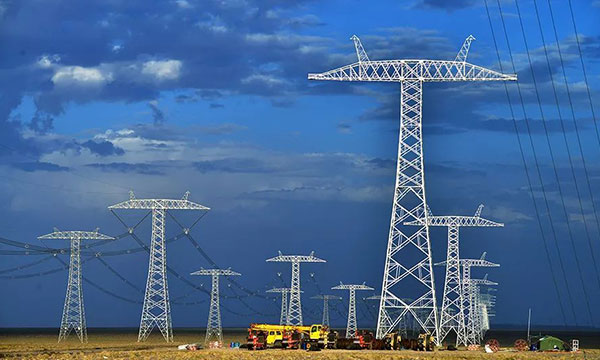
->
<box><xmin>1</xmin><ymin>0</ymin><xmax>599</xmax><ymax>330</ymax></box>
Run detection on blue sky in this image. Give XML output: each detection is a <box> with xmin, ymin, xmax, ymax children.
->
<box><xmin>0</xmin><ymin>0</ymin><xmax>599</xmax><ymax>330</ymax></box>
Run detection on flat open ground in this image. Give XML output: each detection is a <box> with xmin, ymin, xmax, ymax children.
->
<box><xmin>1</xmin><ymin>332</ymin><xmax>599</xmax><ymax>359</ymax></box>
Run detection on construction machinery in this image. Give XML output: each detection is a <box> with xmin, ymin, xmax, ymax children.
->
<box><xmin>246</xmin><ymin>323</ymin><xmax>334</xmax><ymax>350</ymax></box>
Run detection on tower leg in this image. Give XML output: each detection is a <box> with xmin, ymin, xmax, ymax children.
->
<box><xmin>347</xmin><ymin>289</ymin><xmax>357</xmax><ymax>338</ymax></box>
<box><xmin>439</xmin><ymin>225</ymin><xmax>466</xmax><ymax>346</ymax></box>
<box><xmin>377</xmin><ymin>79</ymin><xmax>438</xmax><ymax>340</ymax></box>
<box><xmin>323</xmin><ymin>298</ymin><xmax>329</xmax><ymax>327</ymax></box>
<box><xmin>205</xmin><ymin>275</ymin><xmax>223</xmax><ymax>345</ymax></box>
<box><xmin>138</xmin><ymin>208</ymin><xmax>172</xmax><ymax>342</ymax></box>
<box><xmin>288</xmin><ymin>261</ymin><xmax>302</xmax><ymax>325</ymax></box>
<box><xmin>59</xmin><ymin>236</ymin><xmax>87</xmax><ymax>343</ymax></box>
<box><xmin>462</xmin><ymin>266</ymin><xmax>477</xmax><ymax>345</ymax></box>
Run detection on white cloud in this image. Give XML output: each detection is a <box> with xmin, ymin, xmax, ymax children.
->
<box><xmin>175</xmin><ymin>0</ymin><xmax>193</xmax><ymax>8</ymax></box>
<box><xmin>141</xmin><ymin>60</ymin><xmax>182</xmax><ymax>81</ymax></box>
<box><xmin>37</xmin><ymin>54</ymin><xmax>61</xmax><ymax>68</ymax></box>
<box><xmin>52</xmin><ymin>66</ymin><xmax>112</xmax><ymax>86</ymax></box>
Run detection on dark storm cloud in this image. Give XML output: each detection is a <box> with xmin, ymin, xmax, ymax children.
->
<box><xmin>413</xmin><ymin>0</ymin><xmax>477</xmax><ymax>11</ymax></box>
<box><xmin>0</xmin><ymin>0</ymin><xmax>329</xmax><ymax>161</ymax></box>
<box><xmin>80</xmin><ymin>140</ymin><xmax>125</xmax><ymax>156</ymax></box>
<box><xmin>86</xmin><ymin>162</ymin><xmax>165</xmax><ymax>175</ymax></box>
<box><xmin>193</xmin><ymin>158</ymin><xmax>276</xmax><ymax>174</ymax></box>
<box><xmin>28</xmin><ymin>111</ymin><xmax>54</xmax><ymax>134</ymax></box>
<box><xmin>148</xmin><ymin>101</ymin><xmax>165</xmax><ymax>125</ymax></box>
<box><xmin>10</xmin><ymin>161</ymin><xmax>68</xmax><ymax>172</ymax></box>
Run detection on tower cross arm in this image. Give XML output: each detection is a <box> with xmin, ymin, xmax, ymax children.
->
<box><xmin>405</xmin><ymin>216</ymin><xmax>504</xmax><ymax>227</ymax></box>
<box><xmin>38</xmin><ymin>230</ymin><xmax>114</xmax><ymax>240</ymax></box>
<box><xmin>109</xmin><ymin>198</ymin><xmax>210</xmax><ymax>210</ymax></box>
<box><xmin>308</xmin><ymin>60</ymin><xmax>517</xmax><ymax>83</ymax></box>
<box><xmin>469</xmin><ymin>278</ymin><xmax>498</xmax><ymax>286</ymax></box>
<box><xmin>435</xmin><ymin>259</ymin><xmax>500</xmax><ymax>267</ymax></box>
<box><xmin>332</xmin><ymin>283</ymin><xmax>374</xmax><ymax>291</ymax></box>
<box><xmin>190</xmin><ymin>269</ymin><xmax>241</xmax><ymax>276</ymax></box>
<box><xmin>266</xmin><ymin>252</ymin><xmax>326</xmax><ymax>263</ymax></box>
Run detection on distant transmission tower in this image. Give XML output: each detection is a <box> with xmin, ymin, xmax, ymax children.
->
<box><xmin>191</xmin><ymin>268</ymin><xmax>240</xmax><ymax>345</ymax></box>
<box><xmin>109</xmin><ymin>191</ymin><xmax>210</xmax><ymax>342</ymax></box>
<box><xmin>267</xmin><ymin>288</ymin><xmax>291</xmax><ymax>325</ymax></box>
<box><xmin>406</xmin><ymin>204</ymin><xmax>502</xmax><ymax>346</ymax></box>
<box><xmin>457</xmin><ymin>253</ymin><xmax>499</xmax><ymax>345</ymax></box>
<box><xmin>38</xmin><ymin>229</ymin><xmax>114</xmax><ymax>343</ymax></box>
<box><xmin>332</xmin><ymin>283</ymin><xmax>373</xmax><ymax>338</ymax></box>
<box><xmin>311</xmin><ymin>294</ymin><xmax>341</xmax><ymax>327</ymax></box>
<box><xmin>266</xmin><ymin>251</ymin><xmax>325</xmax><ymax>326</ymax></box>
<box><xmin>308</xmin><ymin>35</ymin><xmax>516</xmax><ymax>340</ymax></box>
<box><xmin>469</xmin><ymin>275</ymin><xmax>497</xmax><ymax>343</ymax></box>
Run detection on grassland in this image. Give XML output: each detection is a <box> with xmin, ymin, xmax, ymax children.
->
<box><xmin>1</xmin><ymin>332</ymin><xmax>599</xmax><ymax>359</ymax></box>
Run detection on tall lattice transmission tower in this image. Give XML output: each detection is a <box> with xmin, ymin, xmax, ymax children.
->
<box><xmin>191</xmin><ymin>268</ymin><xmax>240</xmax><ymax>345</ymax></box>
<box><xmin>38</xmin><ymin>229</ymin><xmax>114</xmax><ymax>343</ymax></box>
<box><xmin>311</xmin><ymin>294</ymin><xmax>341</xmax><ymax>327</ymax></box>
<box><xmin>267</xmin><ymin>287</ymin><xmax>292</xmax><ymax>325</ymax></box>
<box><xmin>266</xmin><ymin>251</ymin><xmax>325</xmax><ymax>326</ymax></box>
<box><xmin>469</xmin><ymin>275</ymin><xmax>497</xmax><ymax>343</ymax></box>
<box><xmin>332</xmin><ymin>283</ymin><xmax>374</xmax><ymax>338</ymax></box>
<box><xmin>308</xmin><ymin>35</ymin><xmax>516</xmax><ymax>339</ymax></box>
<box><xmin>452</xmin><ymin>254</ymin><xmax>499</xmax><ymax>345</ymax></box>
<box><xmin>405</xmin><ymin>204</ymin><xmax>502</xmax><ymax>346</ymax></box>
<box><xmin>109</xmin><ymin>191</ymin><xmax>210</xmax><ymax>342</ymax></box>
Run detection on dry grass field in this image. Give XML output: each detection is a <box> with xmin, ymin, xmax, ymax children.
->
<box><xmin>1</xmin><ymin>332</ymin><xmax>599</xmax><ymax>359</ymax></box>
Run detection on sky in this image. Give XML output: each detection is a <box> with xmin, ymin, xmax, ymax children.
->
<box><xmin>0</xmin><ymin>0</ymin><xmax>599</xmax><ymax>331</ymax></box>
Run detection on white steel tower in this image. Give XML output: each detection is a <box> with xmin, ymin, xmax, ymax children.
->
<box><xmin>308</xmin><ymin>35</ymin><xmax>516</xmax><ymax>340</ymax></box>
<box><xmin>469</xmin><ymin>276</ymin><xmax>497</xmax><ymax>343</ymax></box>
<box><xmin>266</xmin><ymin>251</ymin><xmax>325</xmax><ymax>326</ymax></box>
<box><xmin>267</xmin><ymin>288</ymin><xmax>291</xmax><ymax>325</ymax></box>
<box><xmin>38</xmin><ymin>229</ymin><xmax>114</xmax><ymax>343</ymax></box>
<box><xmin>311</xmin><ymin>294</ymin><xmax>341</xmax><ymax>327</ymax></box>
<box><xmin>109</xmin><ymin>191</ymin><xmax>210</xmax><ymax>342</ymax></box>
<box><xmin>405</xmin><ymin>204</ymin><xmax>502</xmax><ymax>346</ymax></box>
<box><xmin>191</xmin><ymin>268</ymin><xmax>240</xmax><ymax>345</ymax></box>
<box><xmin>452</xmin><ymin>254</ymin><xmax>499</xmax><ymax>345</ymax></box>
<box><xmin>332</xmin><ymin>283</ymin><xmax>374</xmax><ymax>338</ymax></box>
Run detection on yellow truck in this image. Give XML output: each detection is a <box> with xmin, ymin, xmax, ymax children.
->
<box><xmin>246</xmin><ymin>323</ymin><xmax>333</xmax><ymax>350</ymax></box>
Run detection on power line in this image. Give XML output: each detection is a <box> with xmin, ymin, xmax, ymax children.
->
<box><xmin>497</xmin><ymin>0</ymin><xmax>588</xmax><ymax>324</ymax></box>
<box><xmin>545</xmin><ymin>0</ymin><xmax>600</xmax><ymax>292</ymax></box>
<box><xmin>483</xmin><ymin>0</ymin><xmax>569</xmax><ymax>326</ymax></box>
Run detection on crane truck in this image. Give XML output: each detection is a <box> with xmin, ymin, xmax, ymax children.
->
<box><xmin>247</xmin><ymin>323</ymin><xmax>335</xmax><ymax>350</ymax></box>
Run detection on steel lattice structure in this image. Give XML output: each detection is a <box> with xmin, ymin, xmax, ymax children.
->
<box><xmin>469</xmin><ymin>276</ymin><xmax>497</xmax><ymax>343</ymax></box>
<box><xmin>109</xmin><ymin>191</ymin><xmax>209</xmax><ymax>342</ymax></box>
<box><xmin>266</xmin><ymin>251</ymin><xmax>325</xmax><ymax>326</ymax></box>
<box><xmin>332</xmin><ymin>283</ymin><xmax>374</xmax><ymax>338</ymax></box>
<box><xmin>405</xmin><ymin>204</ymin><xmax>502</xmax><ymax>346</ymax></box>
<box><xmin>38</xmin><ymin>229</ymin><xmax>114</xmax><ymax>343</ymax></box>
<box><xmin>308</xmin><ymin>35</ymin><xmax>516</xmax><ymax>340</ymax></box>
<box><xmin>311</xmin><ymin>294</ymin><xmax>341</xmax><ymax>327</ymax></box>
<box><xmin>267</xmin><ymin>287</ymin><xmax>292</xmax><ymax>325</ymax></box>
<box><xmin>455</xmin><ymin>255</ymin><xmax>499</xmax><ymax>345</ymax></box>
<box><xmin>191</xmin><ymin>268</ymin><xmax>240</xmax><ymax>345</ymax></box>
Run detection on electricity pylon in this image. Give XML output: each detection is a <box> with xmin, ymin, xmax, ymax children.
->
<box><xmin>470</xmin><ymin>275</ymin><xmax>497</xmax><ymax>343</ymax></box>
<box><xmin>266</xmin><ymin>251</ymin><xmax>325</xmax><ymax>326</ymax></box>
<box><xmin>308</xmin><ymin>35</ymin><xmax>516</xmax><ymax>340</ymax></box>
<box><xmin>332</xmin><ymin>282</ymin><xmax>374</xmax><ymax>338</ymax></box>
<box><xmin>38</xmin><ymin>229</ymin><xmax>114</xmax><ymax>343</ymax></box>
<box><xmin>267</xmin><ymin>288</ymin><xmax>294</xmax><ymax>325</ymax></box>
<box><xmin>453</xmin><ymin>253</ymin><xmax>499</xmax><ymax>345</ymax></box>
<box><xmin>406</xmin><ymin>204</ymin><xmax>503</xmax><ymax>346</ymax></box>
<box><xmin>109</xmin><ymin>191</ymin><xmax>209</xmax><ymax>342</ymax></box>
<box><xmin>311</xmin><ymin>294</ymin><xmax>341</xmax><ymax>327</ymax></box>
<box><xmin>191</xmin><ymin>268</ymin><xmax>240</xmax><ymax>345</ymax></box>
